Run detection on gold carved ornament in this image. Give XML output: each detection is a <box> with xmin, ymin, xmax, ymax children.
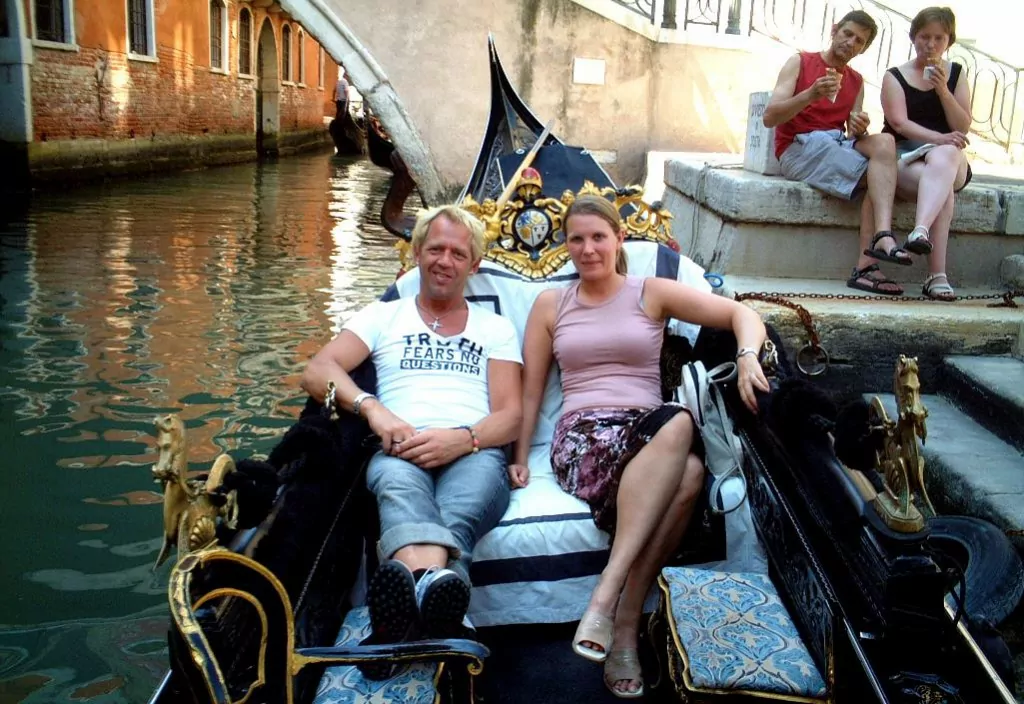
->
<box><xmin>151</xmin><ymin>414</ymin><xmax>240</xmax><ymax>569</ymax></box>
<box><xmin>844</xmin><ymin>355</ymin><xmax>935</xmax><ymax>533</ymax></box>
<box><xmin>394</xmin><ymin>170</ymin><xmax>676</xmax><ymax>280</ymax></box>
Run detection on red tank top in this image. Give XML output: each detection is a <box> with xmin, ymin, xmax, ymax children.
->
<box><xmin>774</xmin><ymin>52</ymin><xmax>864</xmax><ymax>158</ymax></box>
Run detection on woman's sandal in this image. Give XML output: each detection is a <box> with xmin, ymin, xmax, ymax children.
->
<box><xmin>846</xmin><ymin>264</ymin><xmax>904</xmax><ymax>296</ymax></box>
<box><xmin>904</xmin><ymin>227</ymin><xmax>934</xmax><ymax>255</ymax></box>
<box><xmin>863</xmin><ymin>230</ymin><xmax>913</xmax><ymax>265</ymax></box>
<box><xmin>604</xmin><ymin>649</ymin><xmax>645</xmax><ymax>699</ymax></box>
<box><xmin>923</xmin><ymin>273</ymin><xmax>956</xmax><ymax>301</ymax></box>
<box><xmin>572</xmin><ymin>610</ymin><xmax>613</xmax><ymax>662</ymax></box>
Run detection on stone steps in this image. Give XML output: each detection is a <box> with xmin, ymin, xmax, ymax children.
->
<box><xmin>662</xmin><ymin>156</ymin><xmax>1024</xmax><ymax>287</ymax></box>
<box><xmin>942</xmin><ymin>356</ymin><xmax>1024</xmax><ymax>452</ymax></box>
<box><xmin>871</xmin><ymin>394</ymin><xmax>1024</xmax><ymax>551</ymax></box>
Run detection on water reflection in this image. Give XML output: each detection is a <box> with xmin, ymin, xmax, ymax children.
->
<box><xmin>0</xmin><ymin>152</ymin><xmax>401</xmax><ymax>701</ymax></box>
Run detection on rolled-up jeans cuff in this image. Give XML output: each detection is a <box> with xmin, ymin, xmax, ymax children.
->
<box><xmin>377</xmin><ymin>522</ymin><xmax>462</xmax><ymax>563</ymax></box>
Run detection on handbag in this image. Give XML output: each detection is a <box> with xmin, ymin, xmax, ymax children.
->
<box><xmin>678</xmin><ymin>360</ymin><xmax>747</xmax><ymax>514</ymax></box>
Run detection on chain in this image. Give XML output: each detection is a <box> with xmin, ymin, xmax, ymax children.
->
<box><xmin>734</xmin><ymin>289</ymin><xmax>1023</xmax><ymax>376</ymax></box>
<box><xmin>737</xmin><ymin>293</ymin><xmax>822</xmax><ymax>347</ymax></box>
<box><xmin>739</xmin><ymin>289</ymin><xmax>1022</xmax><ymax>308</ymax></box>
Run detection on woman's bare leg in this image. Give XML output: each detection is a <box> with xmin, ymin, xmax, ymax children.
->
<box><xmin>605</xmin><ymin>453</ymin><xmax>704</xmax><ymax>694</ymax></box>
<box><xmin>909</xmin><ymin>145</ymin><xmax>960</xmax><ymax>232</ymax></box>
<box><xmin>580</xmin><ymin>413</ymin><xmax>694</xmax><ymax>640</ymax></box>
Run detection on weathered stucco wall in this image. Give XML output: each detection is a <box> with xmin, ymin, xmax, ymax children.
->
<box><xmin>329</xmin><ymin>0</ymin><xmax>788</xmax><ymax>193</ymax></box>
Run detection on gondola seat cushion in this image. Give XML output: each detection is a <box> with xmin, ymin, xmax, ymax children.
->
<box><xmin>658</xmin><ymin>566</ymin><xmax>827</xmax><ymax>701</ymax></box>
<box><xmin>314</xmin><ymin>606</ymin><xmax>439</xmax><ymax>704</ymax></box>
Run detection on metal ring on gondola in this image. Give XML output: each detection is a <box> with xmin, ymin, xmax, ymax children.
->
<box><xmin>796</xmin><ymin>344</ymin><xmax>829</xmax><ymax>376</ymax></box>
<box><xmin>704</xmin><ymin>272</ymin><xmax>724</xmax><ymax>289</ymax></box>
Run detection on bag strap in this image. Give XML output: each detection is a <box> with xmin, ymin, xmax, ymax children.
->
<box><xmin>706</xmin><ymin>368</ymin><xmax>747</xmax><ymax>514</ymax></box>
<box><xmin>677</xmin><ymin>360</ymin><xmax>747</xmax><ymax>514</ymax></box>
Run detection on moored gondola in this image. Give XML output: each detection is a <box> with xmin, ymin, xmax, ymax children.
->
<box><xmin>145</xmin><ymin>38</ymin><xmax>1021</xmax><ymax>704</ymax></box>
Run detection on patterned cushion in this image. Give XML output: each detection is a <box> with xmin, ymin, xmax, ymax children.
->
<box><xmin>313</xmin><ymin>607</ymin><xmax>439</xmax><ymax>704</ymax></box>
<box><xmin>661</xmin><ymin>567</ymin><xmax>827</xmax><ymax>699</ymax></box>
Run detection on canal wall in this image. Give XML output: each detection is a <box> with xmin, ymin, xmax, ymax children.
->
<box><xmin>25</xmin><ymin>128</ymin><xmax>332</xmax><ymax>184</ymax></box>
<box><xmin>5</xmin><ymin>0</ymin><xmax>337</xmax><ymax>187</ymax></box>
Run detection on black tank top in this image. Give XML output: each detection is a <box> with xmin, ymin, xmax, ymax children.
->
<box><xmin>882</xmin><ymin>63</ymin><xmax>963</xmax><ymax>141</ymax></box>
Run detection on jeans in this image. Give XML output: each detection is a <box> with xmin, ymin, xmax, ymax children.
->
<box><xmin>365</xmin><ymin>448</ymin><xmax>510</xmax><ymax>582</ymax></box>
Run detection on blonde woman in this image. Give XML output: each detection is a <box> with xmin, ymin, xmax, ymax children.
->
<box><xmin>509</xmin><ymin>195</ymin><xmax>768</xmax><ymax>697</ymax></box>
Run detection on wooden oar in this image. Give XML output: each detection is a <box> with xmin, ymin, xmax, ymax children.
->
<box><xmin>489</xmin><ymin>120</ymin><xmax>554</xmax><ymax>212</ymax></box>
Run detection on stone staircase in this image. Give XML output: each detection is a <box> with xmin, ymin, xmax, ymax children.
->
<box><xmin>660</xmin><ymin>154</ymin><xmax>1024</xmax><ymax>289</ymax></box>
<box><xmin>872</xmin><ymin>355</ymin><xmax>1024</xmax><ymax>551</ymax></box>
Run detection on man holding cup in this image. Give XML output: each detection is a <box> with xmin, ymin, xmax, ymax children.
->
<box><xmin>764</xmin><ymin>10</ymin><xmax>908</xmax><ymax>296</ymax></box>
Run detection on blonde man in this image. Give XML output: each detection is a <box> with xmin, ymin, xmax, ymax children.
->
<box><xmin>301</xmin><ymin>205</ymin><xmax>522</xmax><ymax>675</ymax></box>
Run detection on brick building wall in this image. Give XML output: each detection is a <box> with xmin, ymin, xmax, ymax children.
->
<box><xmin>25</xmin><ymin>0</ymin><xmax>337</xmax><ymax>144</ymax></box>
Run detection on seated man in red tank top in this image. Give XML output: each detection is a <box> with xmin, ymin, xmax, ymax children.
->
<box><xmin>763</xmin><ymin>10</ymin><xmax>909</xmax><ymax>296</ymax></box>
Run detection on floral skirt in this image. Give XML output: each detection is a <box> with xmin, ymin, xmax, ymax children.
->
<box><xmin>551</xmin><ymin>403</ymin><xmax>694</xmax><ymax>533</ymax></box>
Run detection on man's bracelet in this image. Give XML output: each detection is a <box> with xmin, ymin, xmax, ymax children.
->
<box><xmin>459</xmin><ymin>425</ymin><xmax>480</xmax><ymax>453</ymax></box>
<box><xmin>352</xmin><ymin>391</ymin><xmax>375</xmax><ymax>416</ymax></box>
<box><xmin>736</xmin><ymin>347</ymin><xmax>759</xmax><ymax>361</ymax></box>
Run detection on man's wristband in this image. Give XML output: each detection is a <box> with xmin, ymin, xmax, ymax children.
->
<box><xmin>459</xmin><ymin>425</ymin><xmax>480</xmax><ymax>453</ymax></box>
<box><xmin>352</xmin><ymin>391</ymin><xmax>376</xmax><ymax>416</ymax></box>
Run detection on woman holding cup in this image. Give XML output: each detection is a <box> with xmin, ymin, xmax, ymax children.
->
<box><xmin>881</xmin><ymin>6</ymin><xmax>972</xmax><ymax>300</ymax></box>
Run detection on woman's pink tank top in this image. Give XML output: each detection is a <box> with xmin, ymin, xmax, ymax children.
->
<box><xmin>553</xmin><ymin>276</ymin><xmax>664</xmax><ymax>415</ymax></box>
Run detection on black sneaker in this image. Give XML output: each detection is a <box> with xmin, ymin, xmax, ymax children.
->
<box><xmin>358</xmin><ymin>560</ymin><xmax>419</xmax><ymax>680</ymax></box>
<box><xmin>415</xmin><ymin>566</ymin><xmax>472</xmax><ymax>639</ymax></box>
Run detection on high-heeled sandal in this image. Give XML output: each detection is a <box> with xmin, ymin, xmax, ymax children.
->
<box><xmin>604</xmin><ymin>649</ymin><xmax>645</xmax><ymax>699</ymax></box>
<box><xmin>572</xmin><ymin>610</ymin><xmax>613</xmax><ymax>662</ymax></box>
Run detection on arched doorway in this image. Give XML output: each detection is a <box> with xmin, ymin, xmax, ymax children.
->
<box><xmin>255</xmin><ymin>18</ymin><xmax>280</xmax><ymax>157</ymax></box>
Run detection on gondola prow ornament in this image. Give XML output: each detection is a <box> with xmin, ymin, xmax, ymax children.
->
<box><xmin>151</xmin><ymin>414</ymin><xmax>240</xmax><ymax>569</ymax></box>
<box><xmin>868</xmin><ymin>355</ymin><xmax>935</xmax><ymax>532</ymax></box>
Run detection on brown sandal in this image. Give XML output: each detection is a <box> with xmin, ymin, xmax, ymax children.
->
<box><xmin>863</xmin><ymin>231</ymin><xmax>913</xmax><ymax>266</ymax></box>
<box><xmin>846</xmin><ymin>264</ymin><xmax>904</xmax><ymax>296</ymax></box>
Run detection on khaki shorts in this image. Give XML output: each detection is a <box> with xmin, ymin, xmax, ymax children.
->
<box><xmin>779</xmin><ymin>129</ymin><xmax>868</xmax><ymax>200</ymax></box>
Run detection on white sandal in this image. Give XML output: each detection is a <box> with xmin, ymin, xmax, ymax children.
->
<box><xmin>923</xmin><ymin>273</ymin><xmax>955</xmax><ymax>301</ymax></box>
<box><xmin>905</xmin><ymin>226</ymin><xmax>933</xmax><ymax>255</ymax></box>
<box><xmin>604</xmin><ymin>649</ymin><xmax>645</xmax><ymax>698</ymax></box>
<box><xmin>572</xmin><ymin>610</ymin><xmax>613</xmax><ymax>662</ymax></box>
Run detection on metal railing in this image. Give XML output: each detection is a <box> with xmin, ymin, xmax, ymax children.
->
<box><xmin>610</xmin><ymin>0</ymin><xmax>657</xmax><ymax>23</ymax></box>
<box><xmin>659</xmin><ymin>0</ymin><xmax>1024</xmax><ymax>151</ymax></box>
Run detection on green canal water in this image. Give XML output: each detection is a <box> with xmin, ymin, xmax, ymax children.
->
<box><xmin>0</xmin><ymin>152</ymin><xmax>401</xmax><ymax>703</ymax></box>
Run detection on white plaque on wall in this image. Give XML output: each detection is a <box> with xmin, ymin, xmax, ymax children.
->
<box><xmin>573</xmin><ymin>58</ymin><xmax>606</xmax><ymax>86</ymax></box>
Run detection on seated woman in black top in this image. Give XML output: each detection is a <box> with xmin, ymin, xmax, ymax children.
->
<box><xmin>881</xmin><ymin>6</ymin><xmax>972</xmax><ymax>301</ymax></box>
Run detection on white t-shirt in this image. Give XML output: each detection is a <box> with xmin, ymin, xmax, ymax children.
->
<box><xmin>343</xmin><ymin>298</ymin><xmax>522</xmax><ymax>430</ymax></box>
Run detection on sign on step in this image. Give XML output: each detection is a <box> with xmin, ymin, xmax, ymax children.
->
<box><xmin>743</xmin><ymin>92</ymin><xmax>781</xmax><ymax>176</ymax></box>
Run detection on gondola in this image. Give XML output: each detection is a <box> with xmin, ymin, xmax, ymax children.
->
<box><xmin>329</xmin><ymin>107</ymin><xmax>367</xmax><ymax>157</ymax></box>
<box><xmin>145</xmin><ymin>38</ymin><xmax>1021</xmax><ymax>704</ymax></box>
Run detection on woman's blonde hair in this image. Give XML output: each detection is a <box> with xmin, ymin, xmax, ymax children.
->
<box><xmin>564</xmin><ymin>195</ymin><xmax>629</xmax><ymax>275</ymax></box>
<box><xmin>910</xmin><ymin>6</ymin><xmax>956</xmax><ymax>46</ymax></box>
<box><xmin>410</xmin><ymin>205</ymin><xmax>486</xmax><ymax>261</ymax></box>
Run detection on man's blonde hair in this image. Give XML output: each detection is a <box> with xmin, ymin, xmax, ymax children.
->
<box><xmin>410</xmin><ymin>205</ymin><xmax>487</xmax><ymax>261</ymax></box>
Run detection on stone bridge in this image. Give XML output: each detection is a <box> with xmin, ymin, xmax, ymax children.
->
<box><xmin>280</xmin><ymin>0</ymin><xmax>792</xmax><ymax>204</ymax></box>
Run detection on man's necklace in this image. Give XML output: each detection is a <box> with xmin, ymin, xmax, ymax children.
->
<box><xmin>416</xmin><ymin>296</ymin><xmax>465</xmax><ymax>331</ymax></box>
